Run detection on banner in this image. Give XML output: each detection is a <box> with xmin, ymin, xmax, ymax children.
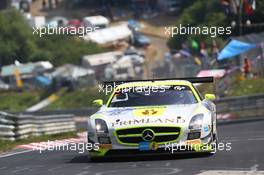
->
<box><xmin>217</xmin><ymin>39</ymin><xmax>256</xmax><ymax>61</ymax></box>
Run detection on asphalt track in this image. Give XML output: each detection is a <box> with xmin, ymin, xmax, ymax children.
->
<box><xmin>0</xmin><ymin>120</ymin><xmax>264</xmax><ymax>175</ymax></box>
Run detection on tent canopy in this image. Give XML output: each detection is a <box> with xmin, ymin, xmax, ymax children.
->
<box><xmin>217</xmin><ymin>39</ymin><xmax>256</xmax><ymax>61</ymax></box>
<box><xmin>197</xmin><ymin>69</ymin><xmax>226</xmax><ymax>79</ymax></box>
<box><xmin>83</xmin><ymin>24</ymin><xmax>132</xmax><ymax>45</ymax></box>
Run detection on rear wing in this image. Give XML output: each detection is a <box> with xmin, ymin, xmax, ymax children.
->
<box><xmin>103</xmin><ymin>77</ymin><xmax>214</xmax><ymax>87</ymax></box>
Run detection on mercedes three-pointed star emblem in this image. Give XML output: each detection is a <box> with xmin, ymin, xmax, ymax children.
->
<box><xmin>142</xmin><ymin>129</ymin><xmax>155</xmax><ymax>142</ymax></box>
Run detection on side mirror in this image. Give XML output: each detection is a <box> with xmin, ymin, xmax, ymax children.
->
<box><xmin>92</xmin><ymin>99</ymin><xmax>103</xmax><ymax>107</ymax></box>
<box><xmin>205</xmin><ymin>94</ymin><xmax>216</xmax><ymax>101</ymax></box>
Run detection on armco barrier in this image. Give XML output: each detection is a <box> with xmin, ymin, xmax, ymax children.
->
<box><xmin>0</xmin><ymin>112</ymin><xmax>16</xmax><ymax>141</ymax></box>
<box><xmin>0</xmin><ymin>112</ymin><xmax>76</xmax><ymax>141</ymax></box>
<box><xmin>216</xmin><ymin>93</ymin><xmax>264</xmax><ymax>118</ymax></box>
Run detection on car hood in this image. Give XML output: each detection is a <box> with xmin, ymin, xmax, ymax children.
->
<box><xmin>95</xmin><ymin>103</ymin><xmax>207</xmax><ymax>129</ymax></box>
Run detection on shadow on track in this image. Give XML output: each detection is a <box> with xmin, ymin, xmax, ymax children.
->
<box><xmin>68</xmin><ymin>152</ymin><xmax>214</xmax><ymax>163</ymax></box>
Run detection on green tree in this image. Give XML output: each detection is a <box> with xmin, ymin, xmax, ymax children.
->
<box><xmin>168</xmin><ymin>0</ymin><xmax>228</xmax><ymax>50</ymax></box>
<box><xmin>0</xmin><ymin>8</ymin><xmax>105</xmax><ymax>66</ymax></box>
<box><xmin>0</xmin><ymin>9</ymin><xmax>36</xmax><ymax>65</ymax></box>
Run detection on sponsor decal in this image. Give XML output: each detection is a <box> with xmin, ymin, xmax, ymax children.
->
<box><xmin>133</xmin><ymin>107</ymin><xmax>165</xmax><ymax>117</ymax></box>
<box><xmin>150</xmin><ymin>142</ymin><xmax>159</xmax><ymax>150</ymax></box>
<box><xmin>204</xmin><ymin>126</ymin><xmax>209</xmax><ymax>132</ymax></box>
<box><xmin>139</xmin><ymin>142</ymin><xmax>158</xmax><ymax>151</ymax></box>
<box><xmin>185</xmin><ymin>139</ymin><xmax>201</xmax><ymax>145</ymax></box>
<box><xmin>111</xmin><ymin>117</ymin><xmax>185</xmax><ymax>127</ymax></box>
<box><xmin>108</xmin><ymin>111</ymin><xmax>122</xmax><ymax>115</ymax></box>
<box><xmin>107</xmin><ymin>108</ymin><xmax>133</xmax><ymax>116</ymax></box>
<box><xmin>99</xmin><ymin>144</ymin><xmax>112</xmax><ymax>149</ymax></box>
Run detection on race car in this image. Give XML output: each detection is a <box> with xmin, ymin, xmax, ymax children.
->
<box><xmin>87</xmin><ymin>77</ymin><xmax>217</xmax><ymax>159</ymax></box>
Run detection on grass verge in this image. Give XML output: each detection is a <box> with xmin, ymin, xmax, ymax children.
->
<box><xmin>0</xmin><ymin>131</ymin><xmax>77</xmax><ymax>153</ymax></box>
<box><xmin>1</xmin><ymin>78</ymin><xmax>263</xmax><ymax>112</ymax></box>
<box><xmin>198</xmin><ymin>78</ymin><xmax>264</xmax><ymax>97</ymax></box>
<box><xmin>0</xmin><ymin>91</ymin><xmax>41</xmax><ymax>112</ymax></box>
<box><xmin>45</xmin><ymin>87</ymin><xmax>109</xmax><ymax>110</ymax></box>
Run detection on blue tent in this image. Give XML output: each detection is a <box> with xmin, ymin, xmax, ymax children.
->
<box><xmin>217</xmin><ymin>39</ymin><xmax>256</xmax><ymax>61</ymax></box>
<box><xmin>35</xmin><ymin>76</ymin><xmax>52</xmax><ymax>87</ymax></box>
<box><xmin>128</xmin><ymin>19</ymin><xmax>141</xmax><ymax>30</ymax></box>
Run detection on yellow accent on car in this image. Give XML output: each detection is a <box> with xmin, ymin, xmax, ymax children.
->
<box><xmin>133</xmin><ymin>107</ymin><xmax>166</xmax><ymax>117</ymax></box>
<box><xmin>185</xmin><ymin>139</ymin><xmax>202</xmax><ymax>145</ymax></box>
<box><xmin>114</xmin><ymin>125</ymin><xmax>183</xmax><ymax>146</ymax></box>
<box><xmin>99</xmin><ymin>144</ymin><xmax>112</xmax><ymax>149</ymax></box>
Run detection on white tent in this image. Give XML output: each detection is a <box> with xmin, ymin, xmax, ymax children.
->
<box><xmin>82</xmin><ymin>51</ymin><xmax>122</xmax><ymax>67</ymax></box>
<box><xmin>83</xmin><ymin>16</ymin><xmax>109</xmax><ymax>28</ymax></box>
<box><xmin>52</xmin><ymin>64</ymin><xmax>94</xmax><ymax>79</ymax></box>
<box><xmin>83</xmin><ymin>24</ymin><xmax>132</xmax><ymax>45</ymax></box>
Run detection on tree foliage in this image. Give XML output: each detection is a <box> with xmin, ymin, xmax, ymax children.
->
<box><xmin>168</xmin><ymin>0</ymin><xmax>228</xmax><ymax>50</ymax></box>
<box><xmin>0</xmin><ymin>9</ymin><xmax>105</xmax><ymax>66</ymax></box>
<box><xmin>168</xmin><ymin>0</ymin><xmax>264</xmax><ymax>50</ymax></box>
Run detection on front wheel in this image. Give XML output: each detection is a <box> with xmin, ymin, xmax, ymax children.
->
<box><xmin>208</xmin><ymin>132</ymin><xmax>218</xmax><ymax>155</ymax></box>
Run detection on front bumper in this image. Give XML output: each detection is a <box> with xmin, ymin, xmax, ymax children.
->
<box><xmin>88</xmin><ymin>124</ymin><xmax>216</xmax><ymax>158</ymax></box>
<box><xmin>89</xmin><ymin>141</ymin><xmax>215</xmax><ymax>158</ymax></box>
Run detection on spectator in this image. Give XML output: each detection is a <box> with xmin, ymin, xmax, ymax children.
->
<box><xmin>164</xmin><ymin>52</ymin><xmax>173</xmax><ymax>77</ymax></box>
<box><xmin>42</xmin><ymin>0</ymin><xmax>46</xmax><ymax>10</ymax></box>
<box><xmin>212</xmin><ymin>40</ymin><xmax>219</xmax><ymax>59</ymax></box>
<box><xmin>243</xmin><ymin>57</ymin><xmax>252</xmax><ymax>79</ymax></box>
<box><xmin>48</xmin><ymin>0</ymin><xmax>53</xmax><ymax>10</ymax></box>
<box><xmin>55</xmin><ymin>0</ymin><xmax>59</xmax><ymax>8</ymax></box>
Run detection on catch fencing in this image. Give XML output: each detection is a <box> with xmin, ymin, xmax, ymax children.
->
<box><xmin>0</xmin><ymin>112</ymin><xmax>76</xmax><ymax>141</ymax></box>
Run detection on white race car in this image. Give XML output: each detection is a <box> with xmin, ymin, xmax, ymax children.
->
<box><xmin>87</xmin><ymin>77</ymin><xmax>217</xmax><ymax>159</ymax></box>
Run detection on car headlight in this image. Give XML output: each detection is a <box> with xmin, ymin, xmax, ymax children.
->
<box><xmin>95</xmin><ymin>119</ymin><xmax>109</xmax><ymax>133</ymax></box>
<box><xmin>189</xmin><ymin>114</ymin><xmax>204</xmax><ymax>130</ymax></box>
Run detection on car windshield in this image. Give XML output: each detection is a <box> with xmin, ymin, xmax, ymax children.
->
<box><xmin>109</xmin><ymin>85</ymin><xmax>197</xmax><ymax>107</ymax></box>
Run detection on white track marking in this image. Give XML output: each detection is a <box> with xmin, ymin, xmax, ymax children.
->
<box><xmin>0</xmin><ymin>132</ymin><xmax>87</xmax><ymax>158</ymax></box>
<box><xmin>76</xmin><ymin>171</ymin><xmax>90</xmax><ymax>175</ymax></box>
<box><xmin>94</xmin><ymin>168</ymin><xmax>181</xmax><ymax>175</ymax></box>
<box><xmin>197</xmin><ymin>170</ymin><xmax>264</xmax><ymax>175</ymax></box>
<box><xmin>0</xmin><ymin>150</ymin><xmax>33</xmax><ymax>158</ymax></box>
